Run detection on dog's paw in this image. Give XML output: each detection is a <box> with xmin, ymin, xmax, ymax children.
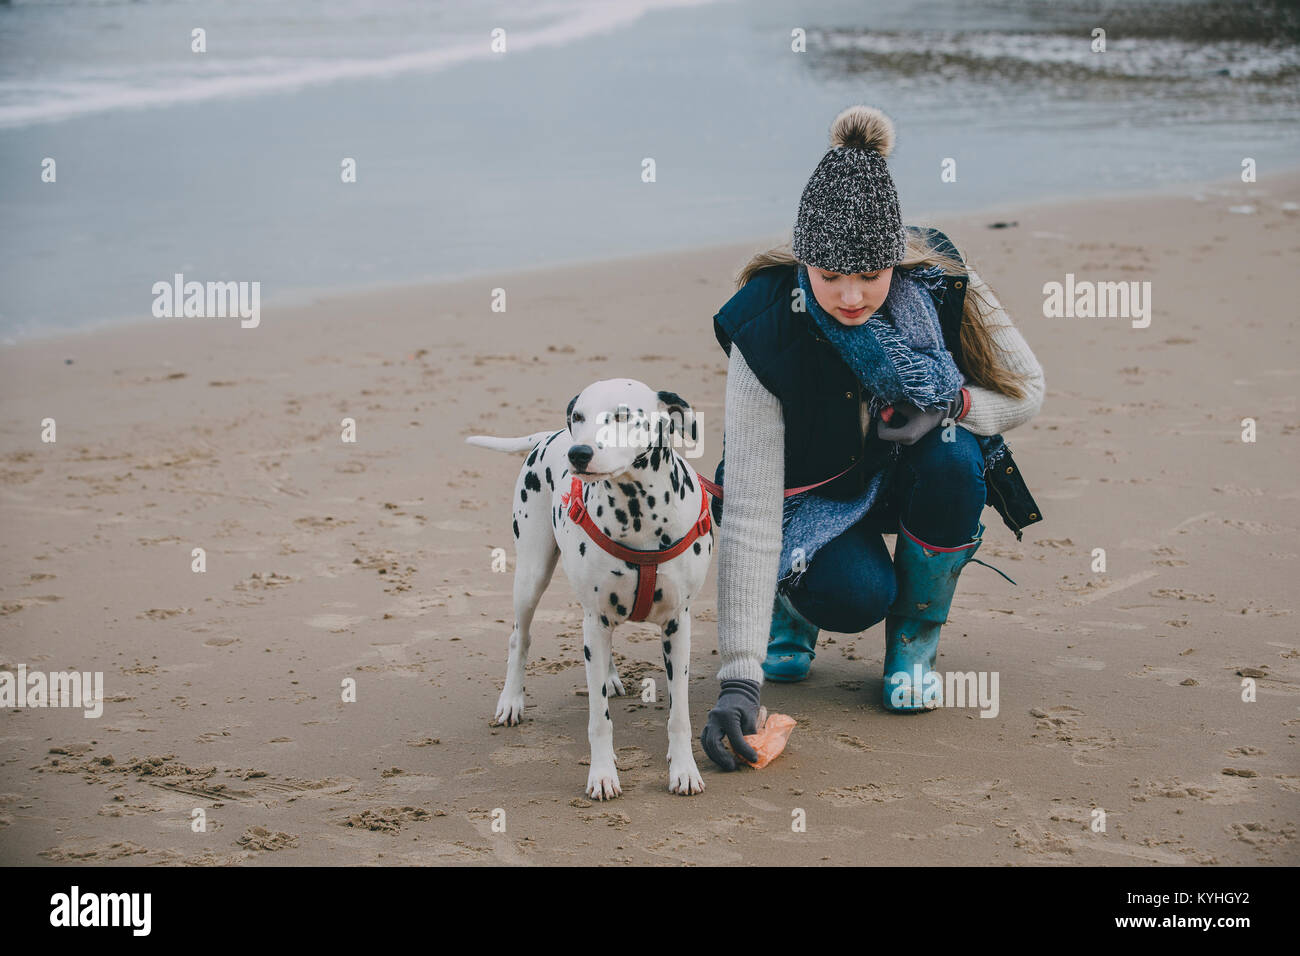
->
<box><xmin>606</xmin><ymin>671</ymin><xmax>626</xmax><ymax>698</ymax></box>
<box><xmin>586</xmin><ymin>763</ymin><xmax>622</xmax><ymax>801</ymax></box>
<box><xmin>493</xmin><ymin>690</ymin><xmax>526</xmax><ymax>727</ymax></box>
<box><xmin>668</xmin><ymin>756</ymin><xmax>705</xmax><ymax>796</ymax></box>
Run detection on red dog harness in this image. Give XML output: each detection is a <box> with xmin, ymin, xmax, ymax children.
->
<box><xmin>561</xmin><ymin>456</ymin><xmax>863</xmax><ymax>622</ymax></box>
<box><xmin>561</xmin><ymin>474</ymin><xmax>712</xmax><ymax>622</ymax></box>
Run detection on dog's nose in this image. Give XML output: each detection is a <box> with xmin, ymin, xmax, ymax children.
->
<box><xmin>568</xmin><ymin>445</ymin><xmax>594</xmax><ymax>470</ymax></box>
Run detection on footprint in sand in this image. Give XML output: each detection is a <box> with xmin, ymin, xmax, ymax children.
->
<box><xmin>138</xmin><ymin>607</ymin><xmax>189</xmax><ymax>620</ymax></box>
<box><xmin>1150</xmin><ymin>587</ymin><xmax>1215</xmax><ymax>603</ymax></box>
<box><xmin>1226</xmin><ymin>820</ymin><xmax>1297</xmax><ymax>862</ymax></box>
<box><xmin>830</xmin><ymin>733</ymin><xmax>874</xmax><ymax>754</ymax></box>
<box><xmin>1027</xmin><ymin>706</ymin><xmax>1117</xmax><ymax>764</ymax></box>
<box><xmin>0</xmin><ymin>594</ymin><xmax>62</xmax><ymax>615</ymax></box>
<box><xmin>1139</xmin><ymin>774</ymin><xmax>1255</xmax><ymax>807</ymax></box>
<box><xmin>236</xmin><ymin>826</ymin><xmax>299</xmax><ymax>851</ymax></box>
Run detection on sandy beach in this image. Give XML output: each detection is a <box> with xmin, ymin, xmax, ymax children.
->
<box><xmin>1</xmin><ymin>172</ymin><xmax>1297</xmax><ymax>866</ymax></box>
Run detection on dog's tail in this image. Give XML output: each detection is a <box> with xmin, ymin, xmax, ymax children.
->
<box><xmin>463</xmin><ymin>430</ymin><xmax>558</xmax><ymax>455</ymax></box>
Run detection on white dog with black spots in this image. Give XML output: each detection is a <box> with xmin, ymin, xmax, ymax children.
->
<box><xmin>465</xmin><ymin>379</ymin><xmax>712</xmax><ymax>799</ymax></box>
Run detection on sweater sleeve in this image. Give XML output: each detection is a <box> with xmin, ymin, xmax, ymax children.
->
<box><xmin>956</xmin><ymin>270</ymin><xmax>1046</xmax><ymax>436</ymax></box>
<box><xmin>714</xmin><ymin>345</ymin><xmax>785</xmax><ymax>685</ymax></box>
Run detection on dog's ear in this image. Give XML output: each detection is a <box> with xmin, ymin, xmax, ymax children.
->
<box><xmin>566</xmin><ymin>393</ymin><xmax>580</xmax><ymax>433</ymax></box>
<box><xmin>655</xmin><ymin>389</ymin><xmax>698</xmax><ymax>448</ymax></box>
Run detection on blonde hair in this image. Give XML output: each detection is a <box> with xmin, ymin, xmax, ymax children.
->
<box><xmin>736</xmin><ymin>233</ymin><xmax>1027</xmax><ymax>401</ymax></box>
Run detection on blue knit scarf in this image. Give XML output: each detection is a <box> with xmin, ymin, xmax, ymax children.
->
<box><xmin>777</xmin><ymin>264</ymin><xmax>967</xmax><ymax>589</ymax></box>
<box><xmin>796</xmin><ymin>263</ymin><xmax>964</xmax><ymax>416</ymax></box>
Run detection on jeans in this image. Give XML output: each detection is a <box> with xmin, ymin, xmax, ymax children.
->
<box><xmin>781</xmin><ymin>425</ymin><xmax>986</xmax><ymax>634</ymax></box>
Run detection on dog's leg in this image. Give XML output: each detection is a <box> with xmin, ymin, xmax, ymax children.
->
<box><xmin>582</xmin><ymin>610</ymin><xmax>621</xmax><ymax>800</ymax></box>
<box><xmin>494</xmin><ymin>543</ymin><xmax>559</xmax><ymax>726</ymax></box>
<box><xmin>663</xmin><ymin>609</ymin><xmax>705</xmax><ymax>795</ymax></box>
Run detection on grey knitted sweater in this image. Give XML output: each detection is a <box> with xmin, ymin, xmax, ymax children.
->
<box><xmin>715</xmin><ymin>271</ymin><xmax>1045</xmax><ymax>683</ymax></box>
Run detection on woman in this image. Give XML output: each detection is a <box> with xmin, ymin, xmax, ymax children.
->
<box><xmin>700</xmin><ymin>105</ymin><xmax>1046</xmax><ymax>771</ymax></box>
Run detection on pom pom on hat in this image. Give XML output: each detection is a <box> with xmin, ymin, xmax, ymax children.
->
<box><xmin>829</xmin><ymin>105</ymin><xmax>895</xmax><ymax>157</ymax></box>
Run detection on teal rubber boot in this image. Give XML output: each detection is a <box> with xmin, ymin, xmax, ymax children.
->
<box><xmin>882</xmin><ymin>519</ymin><xmax>986</xmax><ymax>712</ymax></box>
<box><xmin>762</xmin><ymin>589</ymin><xmax>820</xmax><ymax>682</ymax></box>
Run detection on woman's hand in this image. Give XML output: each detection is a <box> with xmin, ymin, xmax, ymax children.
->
<box><xmin>876</xmin><ymin>393</ymin><xmax>965</xmax><ymax>445</ymax></box>
<box><xmin>700</xmin><ymin>678</ymin><xmax>761</xmax><ymax>770</ymax></box>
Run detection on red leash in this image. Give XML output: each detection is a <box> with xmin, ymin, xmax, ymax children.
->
<box><xmin>695</xmin><ymin>459</ymin><xmax>858</xmax><ymax>501</ymax></box>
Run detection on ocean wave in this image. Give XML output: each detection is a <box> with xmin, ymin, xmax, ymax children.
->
<box><xmin>0</xmin><ymin>0</ymin><xmax>719</xmax><ymax>129</ymax></box>
<box><xmin>811</xmin><ymin>29</ymin><xmax>1300</xmax><ymax>84</ymax></box>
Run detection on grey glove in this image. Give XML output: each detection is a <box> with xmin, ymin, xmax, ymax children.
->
<box><xmin>876</xmin><ymin>394</ymin><xmax>964</xmax><ymax>445</ymax></box>
<box><xmin>700</xmin><ymin>678</ymin><xmax>760</xmax><ymax>771</ymax></box>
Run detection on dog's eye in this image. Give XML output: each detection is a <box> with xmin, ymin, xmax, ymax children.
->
<box><xmin>572</xmin><ymin>413</ymin><xmax>584</xmax><ymax>423</ymax></box>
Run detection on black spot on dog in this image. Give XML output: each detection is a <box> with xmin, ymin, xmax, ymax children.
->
<box><xmin>654</xmin><ymin>588</ymin><xmax>662</xmax><ymax>602</ymax></box>
<box><xmin>665</xmin><ymin>618</ymin><xmax>678</xmax><ymax>636</ymax></box>
<box><xmin>584</xmin><ymin>645</ymin><xmax>591</xmax><ymax>660</ymax></box>
<box><xmin>648</xmin><ymin>495</ymin><xmax>656</xmax><ymax>508</ymax></box>
<box><xmin>609</xmin><ymin>592</ymin><xmax>619</xmax><ymax>607</ymax></box>
<box><xmin>544</xmin><ymin>466</ymin><xmax>553</xmax><ymax>489</ymax></box>
<box><xmin>524</xmin><ymin>470</ymin><xmax>542</xmax><ymax>493</ymax></box>
<box><xmin>525</xmin><ymin>447</ymin><xmax>538</xmax><ymax>467</ymax></box>
<box><xmin>520</xmin><ymin>488</ymin><xmax>528</xmax><ymax>503</ymax></box>
<box><xmin>618</xmin><ymin>481</ymin><xmax>636</xmax><ymax>497</ymax></box>
<box><xmin>616</xmin><ymin>604</ymin><xmax>627</xmax><ymax>616</ymax></box>
<box><xmin>665</xmin><ymin>659</ymin><xmax>674</xmax><ymax>681</ymax></box>
<box><xmin>601</xmin><ymin>683</ymin><xmax>606</xmax><ymax>698</ymax></box>
<box><xmin>649</xmin><ymin>446</ymin><xmax>661</xmax><ymax>469</ymax></box>
<box><xmin>633</xmin><ymin>518</ymin><xmax>641</xmax><ymax>531</ymax></box>
<box><xmin>595</xmin><ymin>505</ymin><xmax>603</xmax><ymax>517</ymax></box>
<box><xmin>604</xmin><ymin>708</ymin><xmax>610</xmax><ymax>721</ymax></box>
<box><xmin>662</xmin><ymin>640</ymin><xmax>671</xmax><ymax>656</ymax></box>
<box><xmin>614</xmin><ymin>508</ymin><xmax>628</xmax><ymax>525</ymax></box>
<box><xmin>669</xmin><ymin>468</ymin><xmax>679</xmax><ymax>492</ymax></box>
<box><xmin>626</xmin><ymin>496</ymin><xmax>642</xmax><ymax>518</ymax></box>
<box><xmin>512</xmin><ymin>519</ymin><xmax>519</xmax><ymax>538</ymax></box>
<box><xmin>600</xmin><ymin>614</ymin><xmax>609</xmax><ymax>626</ymax></box>
<box><xmin>578</xmin><ymin>541</ymin><xmax>586</xmax><ymax>556</ymax></box>
<box><xmin>693</xmin><ymin>541</ymin><xmax>701</xmax><ymax>554</ymax></box>
<box><xmin>611</xmin><ymin>568</ymin><xmax>623</xmax><ymax>576</ymax></box>
<box><xmin>660</xmin><ymin>533</ymin><xmax>672</xmax><ymax>547</ymax></box>
<box><xmin>681</xmin><ymin>469</ymin><xmax>695</xmax><ymax>493</ymax></box>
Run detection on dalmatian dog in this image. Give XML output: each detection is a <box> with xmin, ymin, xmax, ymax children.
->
<box><xmin>464</xmin><ymin>379</ymin><xmax>712</xmax><ymax>799</ymax></box>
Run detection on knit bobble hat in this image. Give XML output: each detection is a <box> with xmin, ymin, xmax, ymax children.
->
<box><xmin>792</xmin><ymin>105</ymin><xmax>906</xmax><ymax>275</ymax></box>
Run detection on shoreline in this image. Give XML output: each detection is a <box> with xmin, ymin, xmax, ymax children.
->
<box><xmin>6</xmin><ymin>167</ymin><xmax>1298</xmax><ymax>352</ymax></box>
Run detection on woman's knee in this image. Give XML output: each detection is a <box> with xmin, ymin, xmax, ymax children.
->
<box><xmin>900</xmin><ymin>428</ymin><xmax>986</xmax><ymax>511</ymax></box>
<box><xmin>786</xmin><ymin>541</ymin><xmax>897</xmax><ymax>633</ymax></box>
<box><xmin>907</xmin><ymin>425</ymin><xmax>985</xmax><ymax>487</ymax></box>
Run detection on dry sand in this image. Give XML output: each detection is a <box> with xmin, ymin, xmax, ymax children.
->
<box><xmin>1</xmin><ymin>173</ymin><xmax>1297</xmax><ymax>866</ymax></box>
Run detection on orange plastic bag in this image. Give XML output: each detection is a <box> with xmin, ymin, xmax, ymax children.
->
<box><xmin>742</xmin><ymin>707</ymin><xmax>796</xmax><ymax>769</ymax></box>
